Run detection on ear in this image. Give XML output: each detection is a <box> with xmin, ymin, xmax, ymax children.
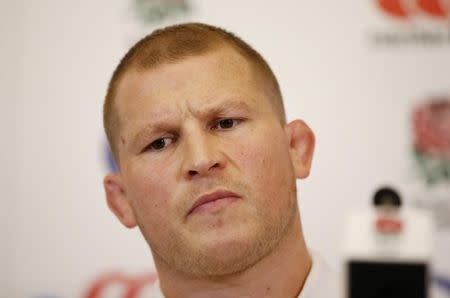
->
<box><xmin>284</xmin><ymin>120</ymin><xmax>315</xmax><ymax>179</ymax></box>
<box><xmin>103</xmin><ymin>174</ymin><xmax>137</xmax><ymax>228</ymax></box>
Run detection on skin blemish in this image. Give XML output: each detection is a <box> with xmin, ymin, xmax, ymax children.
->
<box><xmin>120</xmin><ymin>136</ymin><xmax>126</xmax><ymax>145</ymax></box>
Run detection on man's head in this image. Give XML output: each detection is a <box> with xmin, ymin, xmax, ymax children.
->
<box><xmin>104</xmin><ymin>23</ymin><xmax>286</xmax><ymax>163</ymax></box>
<box><xmin>103</xmin><ymin>23</ymin><xmax>315</xmax><ymax>279</ymax></box>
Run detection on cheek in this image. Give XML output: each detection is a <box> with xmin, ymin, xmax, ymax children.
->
<box><xmin>125</xmin><ymin>160</ymin><xmax>176</xmax><ymax>223</ymax></box>
<box><xmin>232</xmin><ymin>128</ymin><xmax>294</xmax><ymax>204</ymax></box>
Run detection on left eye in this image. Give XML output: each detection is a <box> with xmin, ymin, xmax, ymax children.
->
<box><xmin>213</xmin><ymin>119</ymin><xmax>240</xmax><ymax>130</ymax></box>
<box><xmin>146</xmin><ymin>137</ymin><xmax>174</xmax><ymax>152</ymax></box>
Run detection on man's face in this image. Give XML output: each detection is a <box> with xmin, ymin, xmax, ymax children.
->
<box><xmin>106</xmin><ymin>47</ymin><xmax>311</xmax><ymax>277</ymax></box>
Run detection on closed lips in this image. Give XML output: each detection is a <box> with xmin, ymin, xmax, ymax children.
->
<box><xmin>188</xmin><ymin>190</ymin><xmax>240</xmax><ymax>215</ymax></box>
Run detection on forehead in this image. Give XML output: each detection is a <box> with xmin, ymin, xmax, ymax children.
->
<box><xmin>114</xmin><ymin>47</ymin><xmax>267</xmax><ymax>125</ymax></box>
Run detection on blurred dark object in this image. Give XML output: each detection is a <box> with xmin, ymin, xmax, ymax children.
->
<box><xmin>348</xmin><ymin>261</ymin><xmax>427</xmax><ymax>298</ymax></box>
<box><xmin>373</xmin><ymin>187</ymin><xmax>402</xmax><ymax>208</ymax></box>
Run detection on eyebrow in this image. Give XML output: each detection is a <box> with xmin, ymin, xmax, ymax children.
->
<box><xmin>129</xmin><ymin>99</ymin><xmax>254</xmax><ymax>150</ymax></box>
<box><xmin>193</xmin><ymin>99</ymin><xmax>252</xmax><ymax>119</ymax></box>
<box><xmin>130</xmin><ymin>113</ymin><xmax>176</xmax><ymax>151</ymax></box>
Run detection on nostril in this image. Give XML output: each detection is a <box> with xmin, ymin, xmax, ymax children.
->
<box><xmin>187</xmin><ymin>162</ymin><xmax>221</xmax><ymax>178</ymax></box>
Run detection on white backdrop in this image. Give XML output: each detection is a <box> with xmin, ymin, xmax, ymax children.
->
<box><xmin>1</xmin><ymin>0</ymin><xmax>449</xmax><ymax>297</ymax></box>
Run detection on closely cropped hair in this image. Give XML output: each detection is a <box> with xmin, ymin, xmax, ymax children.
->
<box><xmin>104</xmin><ymin>22</ymin><xmax>285</xmax><ymax>162</ymax></box>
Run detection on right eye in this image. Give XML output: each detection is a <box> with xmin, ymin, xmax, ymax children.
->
<box><xmin>147</xmin><ymin>137</ymin><xmax>174</xmax><ymax>151</ymax></box>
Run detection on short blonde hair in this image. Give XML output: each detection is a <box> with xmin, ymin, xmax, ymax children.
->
<box><xmin>104</xmin><ymin>23</ymin><xmax>285</xmax><ymax>161</ymax></box>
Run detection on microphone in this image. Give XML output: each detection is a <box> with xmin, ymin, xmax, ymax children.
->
<box><xmin>342</xmin><ymin>186</ymin><xmax>434</xmax><ymax>298</ymax></box>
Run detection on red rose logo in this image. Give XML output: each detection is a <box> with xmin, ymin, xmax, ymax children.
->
<box><xmin>413</xmin><ymin>98</ymin><xmax>450</xmax><ymax>159</ymax></box>
<box><xmin>412</xmin><ymin>97</ymin><xmax>450</xmax><ymax>185</ymax></box>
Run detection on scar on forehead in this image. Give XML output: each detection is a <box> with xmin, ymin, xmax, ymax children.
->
<box><xmin>120</xmin><ymin>136</ymin><xmax>126</xmax><ymax>145</ymax></box>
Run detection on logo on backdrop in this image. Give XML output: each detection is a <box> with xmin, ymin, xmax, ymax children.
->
<box><xmin>123</xmin><ymin>0</ymin><xmax>192</xmax><ymax>45</ymax></box>
<box><xmin>377</xmin><ymin>0</ymin><xmax>450</xmax><ymax>19</ymax></box>
<box><xmin>409</xmin><ymin>97</ymin><xmax>450</xmax><ymax>297</ymax></box>
<box><xmin>410</xmin><ymin>97</ymin><xmax>450</xmax><ymax>228</ymax></box>
<box><xmin>413</xmin><ymin>98</ymin><xmax>450</xmax><ymax>179</ymax></box>
<box><xmin>369</xmin><ymin>0</ymin><xmax>450</xmax><ymax>46</ymax></box>
<box><xmin>132</xmin><ymin>0</ymin><xmax>190</xmax><ymax>24</ymax></box>
<box><xmin>84</xmin><ymin>272</ymin><xmax>157</xmax><ymax>298</ymax></box>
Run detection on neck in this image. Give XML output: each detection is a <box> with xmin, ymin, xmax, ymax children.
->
<box><xmin>156</xmin><ymin>212</ymin><xmax>312</xmax><ymax>298</ymax></box>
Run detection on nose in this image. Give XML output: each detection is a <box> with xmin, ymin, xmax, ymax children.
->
<box><xmin>181</xmin><ymin>129</ymin><xmax>226</xmax><ymax>179</ymax></box>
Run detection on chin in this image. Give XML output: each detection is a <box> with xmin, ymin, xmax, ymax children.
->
<box><xmin>195</xmin><ymin>220</ymin><xmax>258</xmax><ymax>249</ymax></box>
<box><xmin>190</xmin><ymin>241</ymin><xmax>265</xmax><ymax>278</ymax></box>
<box><xmin>183</xmin><ymin>227</ymin><xmax>272</xmax><ymax>277</ymax></box>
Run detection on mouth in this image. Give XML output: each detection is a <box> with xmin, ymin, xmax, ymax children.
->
<box><xmin>188</xmin><ymin>190</ymin><xmax>241</xmax><ymax>216</ymax></box>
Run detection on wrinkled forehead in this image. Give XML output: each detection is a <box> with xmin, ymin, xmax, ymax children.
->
<box><xmin>114</xmin><ymin>47</ymin><xmax>265</xmax><ymax>123</ymax></box>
